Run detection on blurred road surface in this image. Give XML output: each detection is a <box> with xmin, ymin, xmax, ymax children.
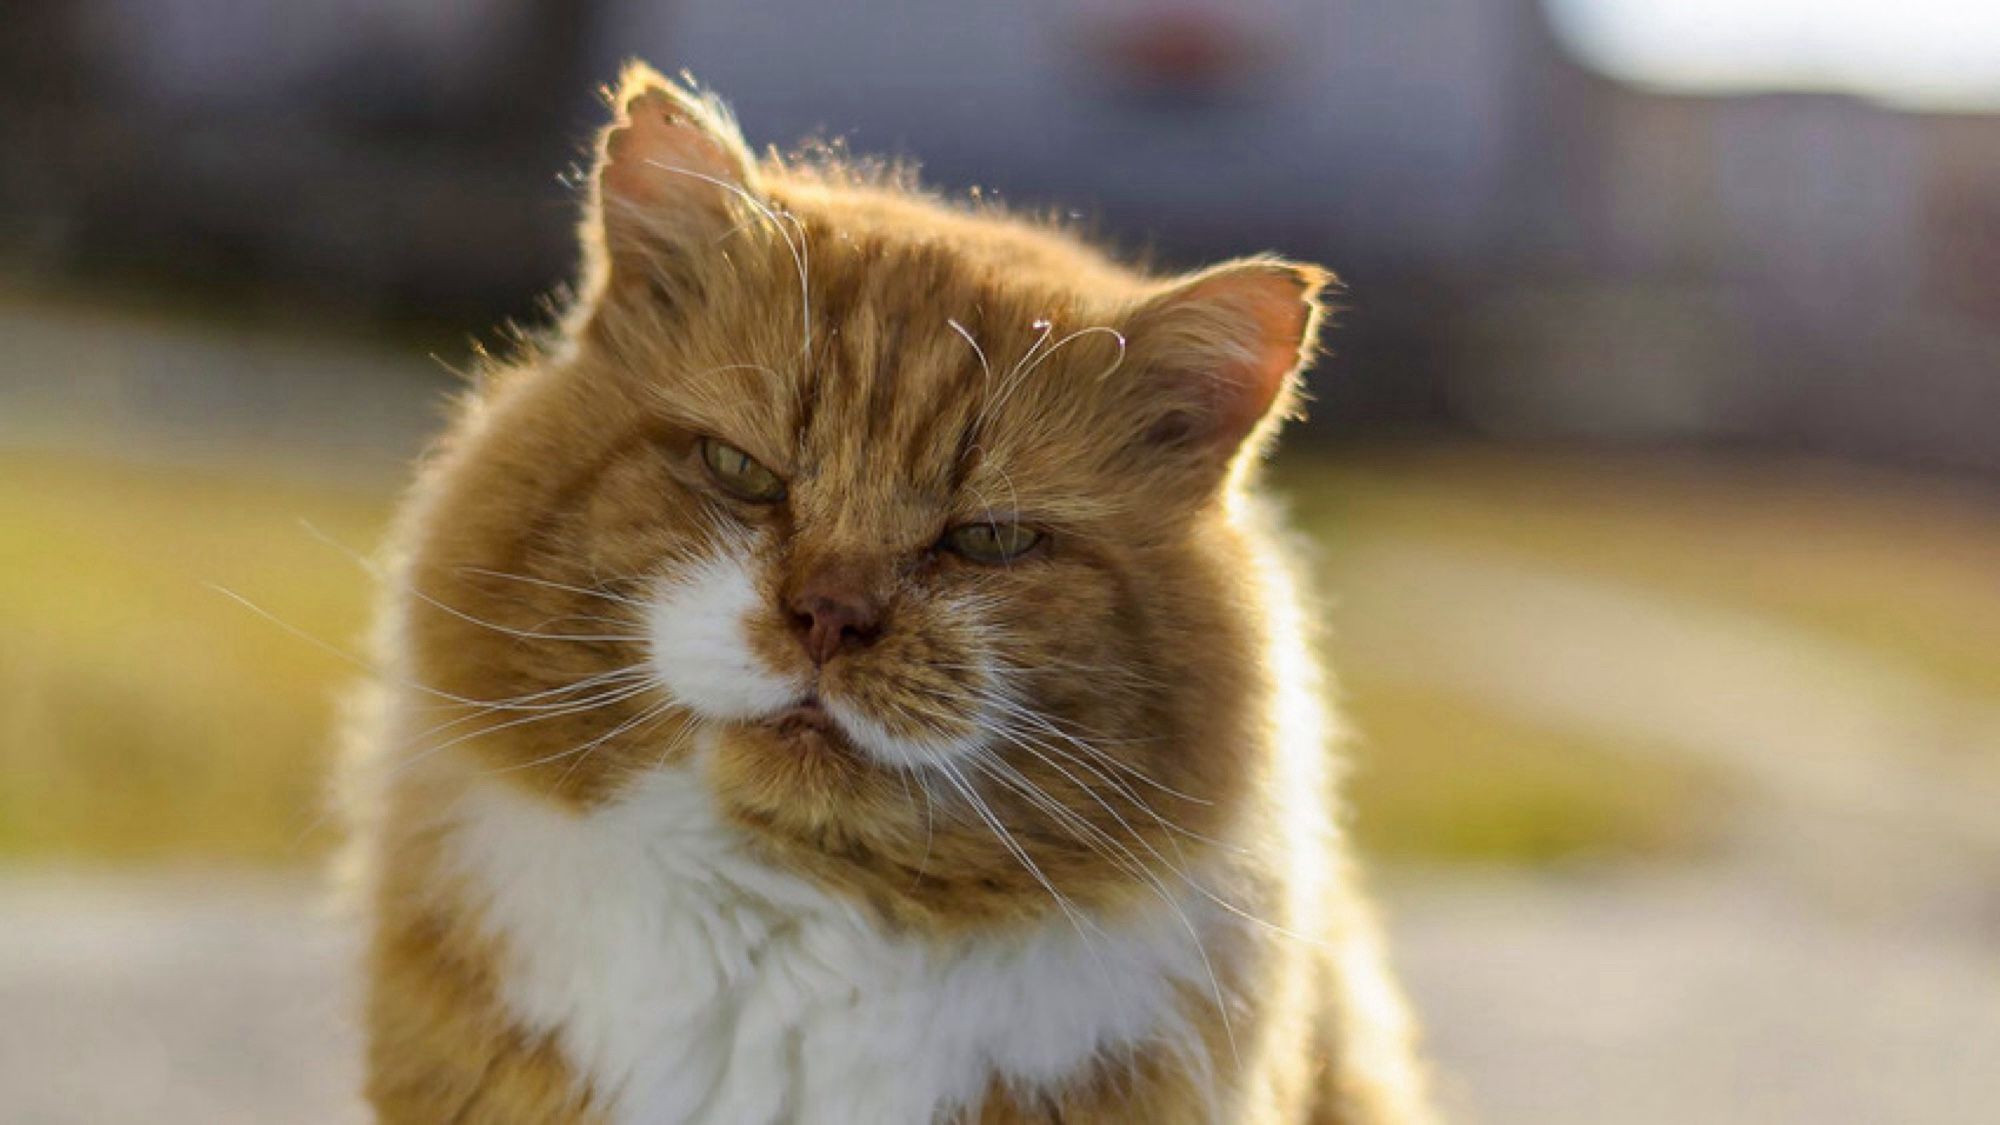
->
<box><xmin>3</xmin><ymin>866</ymin><xmax>1997</xmax><ymax>1125</ymax></box>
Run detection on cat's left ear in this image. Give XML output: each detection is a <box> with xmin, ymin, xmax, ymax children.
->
<box><xmin>581</xmin><ymin>63</ymin><xmax>763</xmax><ymax>282</ymax></box>
<box><xmin>1119</xmin><ymin>257</ymin><xmax>1333</xmax><ymax>474</ymax></box>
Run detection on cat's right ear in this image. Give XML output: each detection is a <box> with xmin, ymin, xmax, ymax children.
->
<box><xmin>580</xmin><ymin>63</ymin><xmax>762</xmax><ymax>289</ymax></box>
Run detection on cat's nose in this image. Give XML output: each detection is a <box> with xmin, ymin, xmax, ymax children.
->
<box><xmin>786</xmin><ymin>571</ymin><xmax>883</xmax><ymax>665</ymax></box>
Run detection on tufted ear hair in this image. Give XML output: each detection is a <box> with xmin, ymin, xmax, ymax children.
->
<box><xmin>1117</xmin><ymin>257</ymin><xmax>1333</xmax><ymax>476</ymax></box>
<box><xmin>579</xmin><ymin>62</ymin><xmax>764</xmax><ymax>292</ymax></box>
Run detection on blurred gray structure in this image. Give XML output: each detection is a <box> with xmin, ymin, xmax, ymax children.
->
<box><xmin>3</xmin><ymin>0</ymin><xmax>1997</xmax><ymax>473</ymax></box>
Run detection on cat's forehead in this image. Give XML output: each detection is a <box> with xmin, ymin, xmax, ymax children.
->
<box><xmin>805</xmin><ymin>233</ymin><xmax>1085</xmax><ymax>354</ymax></box>
<box><xmin>775</xmin><ymin>241</ymin><xmax>1085</xmax><ymax>479</ymax></box>
<box><xmin>786</xmin><ymin>314</ymin><xmax>991</xmax><ymax>511</ymax></box>
<box><xmin>664</xmin><ymin>215</ymin><xmax>1137</xmax><ymax>521</ymax></box>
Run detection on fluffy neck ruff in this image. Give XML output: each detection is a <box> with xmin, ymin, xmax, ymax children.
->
<box><xmin>432</xmin><ymin>740</ymin><xmax>1232</xmax><ymax>1124</ymax></box>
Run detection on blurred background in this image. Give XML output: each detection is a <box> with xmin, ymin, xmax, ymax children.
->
<box><xmin>2</xmin><ymin>1</ymin><xmax>1997</xmax><ymax>1122</ymax></box>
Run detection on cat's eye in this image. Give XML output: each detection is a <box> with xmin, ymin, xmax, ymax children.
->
<box><xmin>943</xmin><ymin>520</ymin><xmax>1043</xmax><ymax>564</ymax></box>
<box><xmin>699</xmin><ymin>438</ymin><xmax>786</xmax><ymax>503</ymax></box>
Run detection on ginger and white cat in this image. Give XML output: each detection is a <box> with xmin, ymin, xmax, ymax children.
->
<box><xmin>342</xmin><ymin>64</ymin><xmax>1433</xmax><ymax>1124</ymax></box>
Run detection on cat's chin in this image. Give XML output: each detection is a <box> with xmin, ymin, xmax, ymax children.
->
<box><xmin>704</xmin><ymin>703</ymin><xmax>881</xmax><ymax>825</ymax></box>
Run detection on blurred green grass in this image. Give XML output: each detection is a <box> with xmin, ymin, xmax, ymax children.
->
<box><xmin>0</xmin><ymin>452</ymin><xmax>384</xmax><ymax>858</ymax></box>
<box><xmin>1335</xmin><ymin>675</ymin><xmax>1715</xmax><ymax>863</ymax></box>
<box><xmin>5</xmin><ymin>444</ymin><xmax>1989</xmax><ymax>866</ymax></box>
<box><xmin>1280</xmin><ymin>449</ymin><xmax>2000</xmax><ymax>703</ymax></box>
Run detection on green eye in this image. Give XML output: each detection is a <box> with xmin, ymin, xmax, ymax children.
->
<box><xmin>699</xmin><ymin>438</ymin><xmax>786</xmax><ymax>502</ymax></box>
<box><xmin>944</xmin><ymin>520</ymin><xmax>1043</xmax><ymax>564</ymax></box>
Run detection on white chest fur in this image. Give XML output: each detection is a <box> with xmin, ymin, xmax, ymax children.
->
<box><xmin>440</xmin><ymin>755</ymin><xmax>1219</xmax><ymax>1125</ymax></box>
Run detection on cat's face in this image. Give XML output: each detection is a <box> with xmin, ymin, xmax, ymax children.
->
<box><xmin>399</xmin><ymin>68</ymin><xmax>1327</xmax><ymax>929</ymax></box>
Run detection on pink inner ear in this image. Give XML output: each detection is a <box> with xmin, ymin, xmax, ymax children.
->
<box><xmin>601</xmin><ymin>91</ymin><xmax>746</xmax><ymax>210</ymax></box>
<box><xmin>1179</xmin><ymin>269</ymin><xmax>1314</xmax><ymax>445</ymax></box>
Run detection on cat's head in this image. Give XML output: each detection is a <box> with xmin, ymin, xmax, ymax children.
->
<box><xmin>402</xmin><ymin>65</ymin><xmax>1331</xmax><ymax>930</ymax></box>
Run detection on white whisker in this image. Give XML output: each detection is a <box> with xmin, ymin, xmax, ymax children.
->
<box><xmin>492</xmin><ymin>695</ymin><xmax>682</xmax><ymax>779</ymax></box>
<box><xmin>638</xmin><ymin>160</ymin><xmax>813</xmax><ymax>361</ymax></box>
<box><xmin>930</xmin><ymin>756</ymin><xmax>1099</xmax><ymax>951</ymax></box>
<box><xmin>456</xmin><ymin>567</ymin><xmax>649</xmax><ymax>608</ymax></box>
<box><xmin>946</xmin><ymin>318</ymin><xmax>993</xmax><ymax>386</ymax></box>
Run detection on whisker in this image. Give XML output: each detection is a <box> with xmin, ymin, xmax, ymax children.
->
<box><xmin>977</xmin><ymin>691</ymin><xmax>1209</xmax><ymax>806</ymax></box>
<box><xmin>397</xmin><ymin>577</ymin><xmax>647</xmax><ymax>644</ymax></box>
<box><xmin>982</xmin><ymin>702</ymin><xmax>1326</xmax><ymax>948</ymax></box>
<box><xmin>895</xmin><ymin>682</ymin><xmax>1315</xmax><ymax>953</ymax></box>
<box><xmin>299</xmin><ymin>519</ymin><xmax>652</xmax><ymax>639</ymax></box>
<box><xmin>638</xmin><ymin>159</ymin><xmax>812</xmax><ymax>360</ymax></box>
<box><xmin>288</xmin><ymin>668</ymin><xmax>661</xmax><ymax>849</ymax></box>
<box><xmin>962</xmin><ymin>746</ymin><xmax>1238</xmax><ymax>1068</ymax></box>
<box><xmin>490</xmin><ymin>695</ymin><xmax>682</xmax><ymax>778</ymax></box>
<box><xmin>901</xmin><ymin>677</ymin><xmax>1205</xmax><ymax>807</ymax></box>
<box><xmin>209</xmin><ymin>583</ymin><xmax>663</xmax><ymax>726</ymax></box>
<box><xmin>473</xmin><ymin>711</ymin><xmax>661</xmax><ymax>785</ymax></box>
<box><xmin>456</xmin><ymin>566</ymin><xmax>649</xmax><ymax>608</ymax></box>
<box><xmin>930</xmin><ymin>756</ymin><xmax>1099</xmax><ymax>950</ymax></box>
<box><xmin>1018</xmin><ymin>324</ymin><xmax>1126</xmax><ymax>390</ymax></box>
<box><xmin>972</xmin><ymin>319</ymin><xmax>1053</xmax><ymax>433</ymax></box>
<box><xmin>553</xmin><ymin>698</ymin><xmax>684</xmax><ymax>790</ymax></box>
<box><xmin>908</xmin><ymin>769</ymin><xmax>937</xmax><ymax>890</ymax></box>
<box><xmin>386</xmin><ymin>679</ymin><xmax>663</xmax><ymax>776</ymax></box>
<box><xmin>653</xmin><ymin>716</ymin><xmax>702</xmax><ymax>768</ymax></box>
<box><xmin>296</xmin><ymin>517</ymin><xmax>383</xmax><ymax>576</ymax></box>
<box><xmin>945</xmin><ymin>318</ymin><xmax>993</xmax><ymax>387</ymax></box>
<box><xmin>403</xmin><ymin>667</ymin><xmax>654</xmax><ymax>731</ymax></box>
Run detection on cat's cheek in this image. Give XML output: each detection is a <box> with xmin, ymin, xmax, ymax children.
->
<box><xmin>643</xmin><ymin>547</ymin><xmax>804</xmax><ymax>720</ymax></box>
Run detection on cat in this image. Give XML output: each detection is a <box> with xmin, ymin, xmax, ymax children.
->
<box><xmin>340</xmin><ymin>63</ymin><xmax>1434</xmax><ymax>1124</ymax></box>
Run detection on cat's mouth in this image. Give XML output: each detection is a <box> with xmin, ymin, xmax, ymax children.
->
<box><xmin>766</xmin><ymin>696</ymin><xmax>836</xmax><ymax>736</ymax></box>
<box><xmin>750</xmin><ymin>694</ymin><xmax>863</xmax><ymax>759</ymax></box>
<box><xmin>744</xmin><ymin>688</ymin><xmax>988</xmax><ymax>770</ymax></box>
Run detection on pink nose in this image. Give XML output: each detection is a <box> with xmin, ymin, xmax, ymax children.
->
<box><xmin>787</xmin><ymin>573</ymin><xmax>882</xmax><ymax>665</ymax></box>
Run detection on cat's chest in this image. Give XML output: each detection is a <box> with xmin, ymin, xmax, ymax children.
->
<box><xmin>440</xmin><ymin>767</ymin><xmax>1209</xmax><ymax>1125</ymax></box>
